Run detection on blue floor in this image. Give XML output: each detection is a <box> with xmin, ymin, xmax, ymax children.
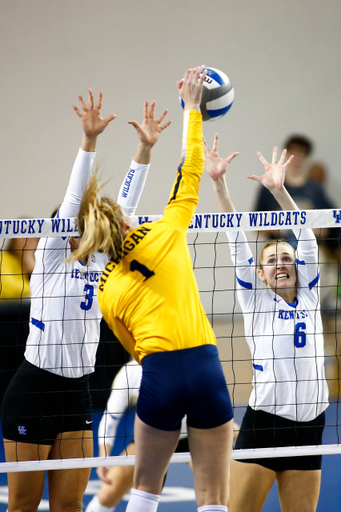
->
<box><xmin>0</xmin><ymin>402</ymin><xmax>340</xmax><ymax>511</ymax></box>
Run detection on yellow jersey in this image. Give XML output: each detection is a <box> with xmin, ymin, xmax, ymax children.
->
<box><xmin>0</xmin><ymin>251</ymin><xmax>31</xmax><ymax>300</ymax></box>
<box><xmin>98</xmin><ymin>110</ymin><xmax>216</xmax><ymax>364</ymax></box>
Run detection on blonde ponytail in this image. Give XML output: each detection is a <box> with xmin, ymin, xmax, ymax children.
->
<box><xmin>67</xmin><ymin>171</ymin><xmax>124</xmax><ymax>263</ymax></box>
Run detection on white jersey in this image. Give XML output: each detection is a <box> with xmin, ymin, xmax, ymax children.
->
<box><xmin>227</xmin><ymin>228</ymin><xmax>329</xmax><ymax>422</ymax></box>
<box><xmin>98</xmin><ymin>360</ymin><xmax>188</xmax><ymax>450</ymax></box>
<box><xmin>25</xmin><ymin>150</ymin><xmax>150</xmax><ymax>378</ymax></box>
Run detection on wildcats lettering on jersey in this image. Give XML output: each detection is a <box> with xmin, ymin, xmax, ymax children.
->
<box><xmin>278</xmin><ymin>309</ymin><xmax>308</xmax><ymax>320</ymax></box>
<box><xmin>99</xmin><ymin>225</ymin><xmax>152</xmax><ymax>292</ymax></box>
<box><xmin>121</xmin><ymin>168</ymin><xmax>135</xmax><ymax>198</ymax></box>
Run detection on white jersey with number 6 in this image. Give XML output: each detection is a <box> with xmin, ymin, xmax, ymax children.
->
<box><xmin>227</xmin><ymin>228</ymin><xmax>329</xmax><ymax>422</ymax></box>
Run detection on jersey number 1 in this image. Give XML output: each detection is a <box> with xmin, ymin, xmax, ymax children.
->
<box><xmin>130</xmin><ymin>259</ymin><xmax>155</xmax><ymax>281</ymax></box>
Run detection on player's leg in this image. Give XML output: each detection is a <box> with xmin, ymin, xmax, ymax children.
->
<box><xmin>4</xmin><ymin>439</ymin><xmax>51</xmax><ymax>512</ymax></box>
<box><xmin>187</xmin><ymin>419</ymin><xmax>233</xmax><ymax>507</ymax></box>
<box><xmin>276</xmin><ymin>469</ymin><xmax>321</xmax><ymax>512</ymax></box>
<box><xmin>1</xmin><ymin>361</ymin><xmax>55</xmax><ymax>512</ymax></box>
<box><xmin>48</xmin><ymin>430</ymin><xmax>93</xmax><ymax>512</ymax></box>
<box><xmin>132</xmin><ymin>415</ymin><xmax>180</xmax><ymax>494</ymax></box>
<box><xmin>87</xmin><ymin>442</ymin><xmax>135</xmax><ymax>512</ymax></box>
<box><xmin>229</xmin><ymin>460</ymin><xmax>276</xmax><ymax>512</ymax></box>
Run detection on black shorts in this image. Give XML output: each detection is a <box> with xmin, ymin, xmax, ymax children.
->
<box><xmin>1</xmin><ymin>359</ymin><xmax>93</xmax><ymax>445</ymax></box>
<box><xmin>137</xmin><ymin>345</ymin><xmax>233</xmax><ymax>431</ymax></box>
<box><xmin>234</xmin><ymin>406</ymin><xmax>325</xmax><ymax>471</ymax></box>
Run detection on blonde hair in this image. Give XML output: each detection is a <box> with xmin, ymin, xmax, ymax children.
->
<box><xmin>67</xmin><ymin>171</ymin><xmax>124</xmax><ymax>263</ymax></box>
<box><xmin>259</xmin><ymin>239</ymin><xmax>296</xmax><ymax>269</ymax></box>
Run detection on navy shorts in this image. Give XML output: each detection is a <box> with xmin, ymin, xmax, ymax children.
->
<box><xmin>137</xmin><ymin>344</ymin><xmax>233</xmax><ymax>431</ymax></box>
<box><xmin>234</xmin><ymin>406</ymin><xmax>325</xmax><ymax>471</ymax></box>
<box><xmin>1</xmin><ymin>359</ymin><xmax>93</xmax><ymax>445</ymax></box>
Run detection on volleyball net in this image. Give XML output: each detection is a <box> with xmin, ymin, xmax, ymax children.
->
<box><xmin>0</xmin><ymin>208</ymin><xmax>341</xmax><ymax>473</ymax></box>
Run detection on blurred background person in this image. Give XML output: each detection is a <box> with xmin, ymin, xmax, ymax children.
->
<box><xmin>308</xmin><ymin>162</ymin><xmax>327</xmax><ymax>185</ymax></box>
<box><xmin>254</xmin><ymin>135</ymin><xmax>334</xmax><ymax>247</ymax></box>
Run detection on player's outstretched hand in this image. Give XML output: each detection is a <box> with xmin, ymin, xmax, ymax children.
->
<box><xmin>204</xmin><ymin>133</ymin><xmax>239</xmax><ymax>180</ymax></box>
<box><xmin>73</xmin><ymin>89</ymin><xmax>116</xmax><ymax>140</ymax></box>
<box><xmin>177</xmin><ymin>66</ymin><xmax>207</xmax><ymax>110</ymax></box>
<box><xmin>248</xmin><ymin>146</ymin><xmax>294</xmax><ymax>192</ymax></box>
<box><xmin>96</xmin><ymin>465</ymin><xmax>112</xmax><ymax>484</ymax></box>
<box><xmin>128</xmin><ymin>100</ymin><xmax>171</xmax><ymax>148</ymax></box>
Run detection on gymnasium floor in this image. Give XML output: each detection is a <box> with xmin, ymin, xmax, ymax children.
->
<box><xmin>0</xmin><ymin>402</ymin><xmax>340</xmax><ymax>511</ymax></box>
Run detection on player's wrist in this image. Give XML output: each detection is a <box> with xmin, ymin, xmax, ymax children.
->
<box><xmin>81</xmin><ymin>133</ymin><xmax>98</xmax><ymax>152</ymax></box>
<box><xmin>134</xmin><ymin>141</ymin><xmax>152</xmax><ymax>164</ymax></box>
<box><xmin>184</xmin><ymin>102</ymin><xmax>201</xmax><ymax>112</ymax></box>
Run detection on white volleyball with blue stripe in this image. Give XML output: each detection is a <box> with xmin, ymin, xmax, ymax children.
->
<box><xmin>201</xmin><ymin>67</ymin><xmax>234</xmax><ymax>121</ymax></box>
<box><xmin>181</xmin><ymin>67</ymin><xmax>234</xmax><ymax>121</ymax></box>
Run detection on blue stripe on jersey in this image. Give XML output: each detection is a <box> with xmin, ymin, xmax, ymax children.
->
<box><xmin>169</xmin><ymin>157</ymin><xmax>184</xmax><ymax>202</ymax></box>
<box><xmin>248</xmin><ymin>257</ymin><xmax>254</xmax><ymax>265</ymax></box>
<box><xmin>253</xmin><ymin>363</ymin><xmax>263</xmax><ymax>371</ymax></box>
<box><xmin>309</xmin><ymin>272</ymin><xmax>320</xmax><ymax>290</ymax></box>
<box><xmin>236</xmin><ymin>274</ymin><xmax>252</xmax><ymax>290</ymax></box>
<box><xmin>296</xmin><ymin>258</ymin><xmax>305</xmax><ymax>265</ymax></box>
<box><xmin>169</xmin><ymin>110</ymin><xmax>189</xmax><ymax>202</ymax></box>
<box><xmin>32</xmin><ymin>318</ymin><xmax>45</xmax><ymax>332</ymax></box>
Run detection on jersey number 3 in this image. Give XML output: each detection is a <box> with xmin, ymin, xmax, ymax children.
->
<box><xmin>81</xmin><ymin>284</ymin><xmax>94</xmax><ymax>311</ymax></box>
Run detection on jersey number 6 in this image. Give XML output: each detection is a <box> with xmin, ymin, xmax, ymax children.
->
<box><xmin>294</xmin><ymin>322</ymin><xmax>306</xmax><ymax>348</ymax></box>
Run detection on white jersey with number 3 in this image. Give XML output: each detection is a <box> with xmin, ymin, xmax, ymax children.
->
<box><xmin>227</xmin><ymin>228</ymin><xmax>329</xmax><ymax>422</ymax></box>
<box><xmin>25</xmin><ymin>149</ymin><xmax>150</xmax><ymax>378</ymax></box>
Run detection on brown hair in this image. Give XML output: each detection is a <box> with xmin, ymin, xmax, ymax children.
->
<box><xmin>283</xmin><ymin>134</ymin><xmax>313</xmax><ymax>156</ymax></box>
<box><xmin>67</xmin><ymin>171</ymin><xmax>124</xmax><ymax>263</ymax></box>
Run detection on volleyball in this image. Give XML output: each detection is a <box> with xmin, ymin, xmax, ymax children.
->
<box><xmin>180</xmin><ymin>67</ymin><xmax>234</xmax><ymax>121</ymax></box>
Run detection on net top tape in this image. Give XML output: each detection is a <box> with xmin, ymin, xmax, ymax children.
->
<box><xmin>1</xmin><ymin>445</ymin><xmax>341</xmax><ymax>473</ymax></box>
<box><xmin>1</xmin><ymin>208</ymin><xmax>341</xmax><ymax>238</ymax></box>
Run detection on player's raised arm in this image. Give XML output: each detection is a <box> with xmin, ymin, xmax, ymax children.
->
<box><xmin>60</xmin><ymin>90</ymin><xmax>116</xmax><ymax>220</ymax></box>
<box><xmin>117</xmin><ymin>100</ymin><xmax>171</xmax><ymax>217</ymax></box>
<box><xmin>204</xmin><ymin>132</ymin><xmax>239</xmax><ymax>213</ymax></box>
<box><xmin>74</xmin><ymin>89</ymin><xmax>116</xmax><ymax>153</ymax></box>
<box><xmin>177</xmin><ymin>66</ymin><xmax>206</xmax><ymax>112</ymax></box>
<box><xmin>248</xmin><ymin>146</ymin><xmax>298</xmax><ymax>211</ymax></box>
<box><xmin>128</xmin><ymin>100</ymin><xmax>171</xmax><ymax>164</ymax></box>
<box><xmin>163</xmin><ymin>66</ymin><xmax>206</xmax><ymax>230</ymax></box>
<box><xmin>205</xmin><ymin>133</ymin><xmax>255</xmax><ymax>294</ymax></box>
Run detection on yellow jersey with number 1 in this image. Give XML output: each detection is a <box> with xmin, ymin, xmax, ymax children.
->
<box><xmin>98</xmin><ymin>110</ymin><xmax>216</xmax><ymax>364</ymax></box>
